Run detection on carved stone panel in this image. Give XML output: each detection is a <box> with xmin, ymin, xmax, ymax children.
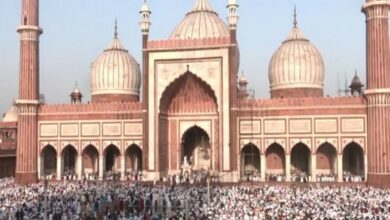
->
<box><xmin>103</xmin><ymin>123</ymin><xmax>122</xmax><ymax>136</ymax></box>
<box><xmin>289</xmin><ymin>119</ymin><xmax>311</xmax><ymax>134</ymax></box>
<box><xmin>264</xmin><ymin>119</ymin><xmax>286</xmax><ymax>134</ymax></box>
<box><xmin>315</xmin><ymin>118</ymin><xmax>338</xmax><ymax>133</ymax></box>
<box><xmin>40</xmin><ymin>124</ymin><xmax>58</xmax><ymax>137</ymax></box>
<box><xmin>124</xmin><ymin>123</ymin><xmax>143</xmax><ymax>136</ymax></box>
<box><xmin>341</xmin><ymin>118</ymin><xmax>365</xmax><ymax>133</ymax></box>
<box><xmin>81</xmin><ymin>123</ymin><xmax>100</xmax><ymax>137</ymax></box>
<box><xmin>240</xmin><ymin>120</ymin><xmax>261</xmax><ymax>134</ymax></box>
<box><xmin>60</xmin><ymin>123</ymin><xmax>79</xmax><ymax>137</ymax></box>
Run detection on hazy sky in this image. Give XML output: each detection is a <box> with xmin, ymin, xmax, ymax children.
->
<box><xmin>0</xmin><ymin>0</ymin><xmax>367</xmax><ymax>116</ymax></box>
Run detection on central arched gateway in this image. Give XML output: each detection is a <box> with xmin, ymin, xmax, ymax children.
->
<box><xmin>181</xmin><ymin>126</ymin><xmax>211</xmax><ymax>170</ymax></box>
<box><xmin>158</xmin><ymin>71</ymin><xmax>218</xmax><ymax>173</ymax></box>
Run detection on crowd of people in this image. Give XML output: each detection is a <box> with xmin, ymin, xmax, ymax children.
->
<box><xmin>1</xmin><ymin>176</ymin><xmax>389</xmax><ymax>219</ymax></box>
<box><xmin>343</xmin><ymin>172</ymin><xmax>365</xmax><ymax>183</ymax></box>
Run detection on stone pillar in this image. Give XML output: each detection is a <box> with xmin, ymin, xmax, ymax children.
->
<box><xmin>260</xmin><ymin>154</ymin><xmax>266</xmax><ymax>181</ymax></box>
<box><xmin>37</xmin><ymin>155</ymin><xmax>41</xmax><ymax>180</ymax></box>
<box><xmin>362</xmin><ymin>0</ymin><xmax>390</xmax><ymax>187</ymax></box>
<box><xmin>311</xmin><ymin>154</ymin><xmax>317</xmax><ymax>182</ymax></box>
<box><xmin>364</xmin><ymin>155</ymin><xmax>368</xmax><ymax>181</ymax></box>
<box><xmin>285</xmin><ymin>155</ymin><xmax>291</xmax><ymax>182</ymax></box>
<box><xmin>56</xmin><ymin>155</ymin><xmax>62</xmax><ymax>181</ymax></box>
<box><xmin>99</xmin><ymin>155</ymin><xmax>104</xmax><ymax>180</ymax></box>
<box><xmin>337</xmin><ymin>154</ymin><xmax>343</xmax><ymax>182</ymax></box>
<box><xmin>77</xmin><ymin>155</ymin><xmax>83</xmax><ymax>180</ymax></box>
<box><xmin>121</xmin><ymin>155</ymin><xmax>126</xmax><ymax>181</ymax></box>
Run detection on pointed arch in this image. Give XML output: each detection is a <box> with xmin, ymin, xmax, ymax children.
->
<box><xmin>62</xmin><ymin>145</ymin><xmax>78</xmax><ymax>173</ymax></box>
<box><xmin>125</xmin><ymin>144</ymin><xmax>143</xmax><ymax>171</ymax></box>
<box><xmin>291</xmin><ymin>143</ymin><xmax>311</xmax><ymax>174</ymax></box>
<box><xmin>82</xmin><ymin>145</ymin><xmax>99</xmax><ymax>174</ymax></box>
<box><xmin>316</xmin><ymin>142</ymin><xmax>337</xmax><ymax>175</ymax></box>
<box><xmin>104</xmin><ymin>144</ymin><xmax>121</xmax><ymax>172</ymax></box>
<box><xmin>159</xmin><ymin>71</ymin><xmax>218</xmax><ymax>114</ymax></box>
<box><xmin>41</xmin><ymin>145</ymin><xmax>57</xmax><ymax>176</ymax></box>
<box><xmin>343</xmin><ymin>142</ymin><xmax>364</xmax><ymax>176</ymax></box>
<box><xmin>240</xmin><ymin>143</ymin><xmax>261</xmax><ymax>176</ymax></box>
<box><xmin>181</xmin><ymin>125</ymin><xmax>211</xmax><ymax>170</ymax></box>
<box><xmin>266</xmin><ymin>143</ymin><xmax>286</xmax><ymax>174</ymax></box>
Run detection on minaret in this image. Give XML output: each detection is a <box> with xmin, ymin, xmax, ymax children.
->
<box><xmin>140</xmin><ymin>0</ymin><xmax>151</xmax><ymax>171</ymax></box>
<box><xmin>15</xmin><ymin>0</ymin><xmax>42</xmax><ymax>185</ymax></box>
<box><xmin>227</xmin><ymin>0</ymin><xmax>239</xmax><ymax>30</ymax></box>
<box><xmin>362</xmin><ymin>0</ymin><xmax>390</xmax><ymax>187</ymax></box>
<box><xmin>227</xmin><ymin>0</ymin><xmax>240</xmax><ymax>171</ymax></box>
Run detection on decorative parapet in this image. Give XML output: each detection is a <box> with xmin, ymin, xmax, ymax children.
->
<box><xmin>147</xmin><ymin>37</ymin><xmax>231</xmax><ymax>50</ymax></box>
<box><xmin>0</xmin><ymin>122</ymin><xmax>17</xmax><ymax>128</ymax></box>
<box><xmin>239</xmin><ymin>96</ymin><xmax>366</xmax><ymax>109</ymax></box>
<box><xmin>39</xmin><ymin>102</ymin><xmax>142</xmax><ymax>114</ymax></box>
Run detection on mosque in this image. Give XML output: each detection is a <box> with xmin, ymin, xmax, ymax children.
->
<box><xmin>0</xmin><ymin>0</ymin><xmax>389</xmax><ymax>187</ymax></box>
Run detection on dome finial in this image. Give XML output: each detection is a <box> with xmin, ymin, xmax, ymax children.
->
<box><xmin>114</xmin><ymin>19</ymin><xmax>118</xmax><ymax>39</ymax></box>
<box><xmin>293</xmin><ymin>5</ymin><xmax>298</xmax><ymax>28</ymax></box>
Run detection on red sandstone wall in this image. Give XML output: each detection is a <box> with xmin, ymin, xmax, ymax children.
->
<box><xmin>38</xmin><ymin>102</ymin><xmax>142</xmax><ymax>121</ymax></box>
<box><xmin>238</xmin><ymin>96</ymin><xmax>366</xmax><ymax>116</ymax></box>
<box><xmin>271</xmin><ymin>88</ymin><xmax>323</xmax><ymax>99</ymax></box>
<box><xmin>91</xmin><ymin>94</ymin><xmax>139</xmax><ymax>103</ymax></box>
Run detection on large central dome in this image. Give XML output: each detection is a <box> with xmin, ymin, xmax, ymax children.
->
<box><xmin>268</xmin><ymin>10</ymin><xmax>324</xmax><ymax>98</ymax></box>
<box><xmin>90</xmin><ymin>24</ymin><xmax>141</xmax><ymax>103</ymax></box>
<box><xmin>170</xmin><ymin>0</ymin><xmax>230</xmax><ymax>40</ymax></box>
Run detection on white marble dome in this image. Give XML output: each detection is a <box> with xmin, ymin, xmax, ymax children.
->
<box><xmin>170</xmin><ymin>0</ymin><xmax>230</xmax><ymax>40</ymax></box>
<box><xmin>90</xmin><ymin>31</ymin><xmax>141</xmax><ymax>97</ymax></box>
<box><xmin>2</xmin><ymin>106</ymin><xmax>18</xmax><ymax>122</ymax></box>
<box><xmin>268</xmin><ymin>20</ymin><xmax>324</xmax><ymax>92</ymax></box>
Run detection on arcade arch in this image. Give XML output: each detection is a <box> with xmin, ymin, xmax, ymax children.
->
<box><xmin>316</xmin><ymin>143</ymin><xmax>337</xmax><ymax>175</ymax></box>
<box><xmin>291</xmin><ymin>143</ymin><xmax>311</xmax><ymax>175</ymax></box>
<box><xmin>62</xmin><ymin>145</ymin><xmax>77</xmax><ymax>174</ymax></box>
<box><xmin>240</xmin><ymin>143</ymin><xmax>260</xmax><ymax>178</ymax></box>
<box><xmin>41</xmin><ymin>145</ymin><xmax>57</xmax><ymax>176</ymax></box>
<box><xmin>82</xmin><ymin>145</ymin><xmax>99</xmax><ymax>175</ymax></box>
<box><xmin>343</xmin><ymin>142</ymin><xmax>364</xmax><ymax>176</ymax></box>
<box><xmin>126</xmin><ymin>144</ymin><xmax>143</xmax><ymax>172</ymax></box>
<box><xmin>266</xmin><ymin>143</ymin><xmax>285</xmax><ymax>175</ymax></box>
<box><xmin>104</xmin><ymin>145</ymin><xmax>121</xmax><ymax>172</ymax></box>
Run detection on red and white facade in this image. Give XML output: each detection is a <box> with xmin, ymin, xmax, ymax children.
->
<box><xmin>0</xmin><ymin>0</ymin><xmax>388</xmax><ymax>186</ymax></box>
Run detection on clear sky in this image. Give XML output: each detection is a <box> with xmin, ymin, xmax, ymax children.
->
<box><xmin>0</xmin><ymin>0</ymin><xmax>367</xmax><ymax>116</ymax></box>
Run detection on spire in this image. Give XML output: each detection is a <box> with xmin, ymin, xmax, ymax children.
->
<box><xmin>114</xmin><ymin>19</ymin><xmax>118</xmax><ymax>39</ymax></box>
<box><xmin>285</xmin><ymin>5</ymin><xmax>307</xmax><ymax>42</ymax></box>
<box><xmin>192</xmin><ymin>0</ymin><xmax>214</xmax><ymax>12</ymax></box>
<box><xmin>106</xmin><ymin>20</ymin><xmax>127</xmax><ymax>52</ymax></box>
<box><xmin>293</xmin><ymin>5</ymin><xmax>298</xmax><ymax>28</ymax></box>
